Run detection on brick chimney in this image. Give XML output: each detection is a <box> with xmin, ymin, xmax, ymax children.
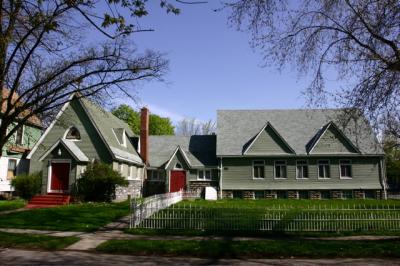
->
<box><xmin>140</xmin><ymin>107</ymin><xmax>149</xmax><ymax>165</ymax></box>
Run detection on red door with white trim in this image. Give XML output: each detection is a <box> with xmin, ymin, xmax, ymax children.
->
<box><xmin>50</xmin><ymin>162</ymin><xmax>70</xmax><ymax>191</ymax></box>
<box><xmin>170</xmin><ymin>170</ymin><xmax>186</xmax><ymax>192</ymax></box>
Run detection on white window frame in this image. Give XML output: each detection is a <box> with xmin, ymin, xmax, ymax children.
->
<box><xmin>318</xmin><ymin>160</ymin><xmax>331</xmax><ymax>179</ymax></box>
<box><xmin>296</xmin><ymin>160</ymin><xmax>309</xmax><ymax>179</ymax></box>
<box><xmin>274</xmin><ymin>160</ymin><xmax>287</xmax><ymax>179</ymax></box>
<box><xmin>197</xmin><ymin>169</ymin><xmax>212</xmax><ymax>181</ymax></box>
<box><xmin>15</xmin><ymin>125</ymin><xmax>24</xmax><ymax>145</ymax></box>
<box><xmin>7</xmin><ymin>158</ymin><xmax>18</xmax><ymax>180</ymax></box>
<box><xmin>174</xmin><ymin>163</ymin><xmax>183</xmax><ymax>170</ymax></box>
<box><xmin>252</xmin><ymin>160</ymin><xmax>265</xmax><ymax>179</ymax></box>
<box><xmin>112</xmin><ymin>128</ymin><xmax>126</xmax><ymax>147</ymax></box>
<box><xmin>339</xmin><ymin>159</ymin><xmax>352</xmax><ymax>179</ymax></box>
<box><xmin>63</xmin><ymin>126</ymin><xmax>81</xmax><ymax>141</ymax></box>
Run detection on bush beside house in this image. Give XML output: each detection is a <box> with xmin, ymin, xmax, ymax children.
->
<box><xmin>74</xmin><ymin>162</ymin><xmax>128</xmax><ymax>202</ymax></box>
<box><xmin>11</xmin><ymin>172</ymin><xmax>42</xmax><ymax>200</ymax></box>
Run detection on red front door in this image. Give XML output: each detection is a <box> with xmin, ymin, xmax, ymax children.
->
<box><xmin>50</xmin><ymin>162</ymin><xmax>70</xmax><ymax>191</ymax></box>
<box><xmin>170</xmin><ymin>170</ymin><xmax>186</xmax><ymax>192</ymax></box>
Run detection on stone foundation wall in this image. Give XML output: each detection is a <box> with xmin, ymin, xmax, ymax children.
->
<box><xmin>331</xmin><ymin>190</ymin><xmax>342</xmax><ymax>199</ymax></box>
<box><xmin>220</xmin><ymin>189</ymin><xmax>384</xmax><ymax>200</ymax></box>
<box><xmin>310</xmin><ymin>191</ymin><xmax>321</xmax><ymax>200</ymax></box>
<box><xmin>115</xmin><ymin>180</ymin><xmax>142</xmax><ymax>201</ymax></box>
<box><xmin>265</xmin><ymin>190</ymin><xmax>277</xmax><ymax>199</ymax></box>
<box><xmin>354</xmin><ymin>190</ymin><xmax>365</xmax><ymax>199</ymax></box>
<box><xmin>222</xmin><ymin>190</ymin><xmax>233</xmax><ymax>199</ymax></box>
<box><xmin>243</xmin><ymin>190</ymin><xmax>254</xmax><ymax>199</ymax></box>
<box><xmin>288</xmin><ymin>190</ymin><xmax>298</xmax><ymax>199</ymax></box>
<box><xmin>188</xmin><ymin>181</ymin><xmax>218</xmax><ymax>197</ymax></box>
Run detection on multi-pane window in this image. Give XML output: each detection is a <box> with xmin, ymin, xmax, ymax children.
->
<box><xmin>15</xmin><ymin>126</ymin><xmax>23</xmax><ymax>145</ymax></box>
<box><xmin>318</xmin><ymin>160</ymin><xmax>330</xmax><ymax>179</ymax></box>
<box><xmin>7</xmin><ymin>159</ymin><xmax>17</xmax><ymax>180</ymax></box>
<box><xmin>198</xmin><ymin>170</ymin><xmax>212</xmax><ymax>180</ymax></box>
<box><xmin>274</xmin><ymin>160</ymin><xmax>287</xmax><ymax>178</ymax></box>
<box><xmin>340</xmin><ymin>160</ymin><xmax>352</xmax><ymax>178</ymax></box>
<box><xmin>253</xmin><ymin>160</ymin><xmax>265</xmax><ymax>178</ymax></box>
<box><xmin>148</xmin><ymin>170</ymin><xmax>162</xmax><ymax>181</ymax></box>
<box><xmin>296</xmin><ymin>160</ymin><xmax>309</xmax><ymax>179</ymax></box>
<box><xmin>342</xmin><ymin>190</ymin><xmax>353</xmax><ymax>199</ymax></box>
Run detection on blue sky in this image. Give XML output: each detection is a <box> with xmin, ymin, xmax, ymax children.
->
<box><xmin>112</xmin><ymin>2</ymin><xmax>339</xmax><ymax>123</ymax></box>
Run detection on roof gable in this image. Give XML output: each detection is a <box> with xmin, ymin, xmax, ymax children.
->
<box><xmin>308</xmin><ymin>122</ymin><xmax>360</xmax><ymax>154</ymax></box>
<box><xmin>217</xmin><ymin>109</ymin><xmax>382</xmax><ymax>156</ymax></box>
<box><xmin>243</xmin><ymin>122</ymin><xmax>295</xmax><ymax>155</ymax></box>
<box><xmin>164</xmin><ymin>146</ymin><xmax>191</xmax><ymax>169</ymax></box>
<box><xmin>39</xmin><ymin>139</ymin><xmax>89</xmax><ymax>162</ymax></box>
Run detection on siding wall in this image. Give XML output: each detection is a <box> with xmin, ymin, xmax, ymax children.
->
<box><xmin>246</xmin><ymin>126</ymin><xmax>292</xmax><ymax>154</ymax></box>
<box><xmin>221</xmin><ymin>156</ymin><xmax>382</xmax><ymax>190</ymax></box>
<box><xmin>312</xmin><ymin>127</ymin><xmax>357</xmax><ymax>153</ymax></box>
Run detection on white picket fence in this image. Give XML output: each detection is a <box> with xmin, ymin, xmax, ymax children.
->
<box><xmin>130</xmin><ymin>191</ymin><xmax>183</xmax><ymax>228</ymax></box>
<box><xmin>135</xmin><ymin>204</ymin><xmax>400</xmax><ymax>232</ymax></box>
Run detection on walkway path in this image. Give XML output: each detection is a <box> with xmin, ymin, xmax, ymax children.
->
<box><xmin>1</xmin><ymin>249</ymin><xmax>400</xmax><ymax>266</ymax></box>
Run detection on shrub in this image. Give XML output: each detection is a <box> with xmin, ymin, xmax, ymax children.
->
<box><xmin>74</xmin><ymin>162</ymin><xmax>128</xmax><ymax>202</ymax></box>
<box><xmin>11</xmin><ymin>172</ymin><xmax>42</xmax><ymax>200</ymax></box>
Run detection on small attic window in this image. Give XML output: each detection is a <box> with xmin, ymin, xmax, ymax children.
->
<box><xmin>174</xmin><ymin>163</ymin><xmax>183</xmax><ymax>169</ymax></box>
<box><xmin>65</xmin><ymin>127</ymin><xmax>81</xmax><ymax>140</ymax></box>
<box><xmin>112</xmin><ymin>128</ymin><xmax>126</xmax><ymax>147</ymax></box>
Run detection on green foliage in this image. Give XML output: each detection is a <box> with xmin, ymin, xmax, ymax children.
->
<box><xmin>384</xmin><ymin>140</ymin><xmax>400</xmax><ymax>189</ymax></box>
<box><xmin>112</xmin><ymin>104</ymin><xmax>174</xmax><ymax>135</ymax></box>
<box><xmin>10</xmin><ymin>173</ymin><xmax>42</xmax><ymax>200</ymax></box>
<box><xmin>149</xmin><ymin>114</ymin><xmax>174</xmax><ymax>135</ymax></box>
<box><xmin>74</xmin><ymin>162</ymin><xmax>128</xmax><ymax>202</ymax></box>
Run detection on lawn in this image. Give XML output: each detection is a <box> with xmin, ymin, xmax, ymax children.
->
<box><xmin>0</xmin><ymin>231</ymin><xmax>79</xmax><ymax>250</ymax></box>
<box><xmin>129</xmin><ymin>199</ymin><xmax>400</xmax><ymax>235</ymax></box>
<box><xmin>96</xmin><ymin>238</ymin><xmax>400</xmax><ymax>258</ymax></box>
<box><xmin>0</xmin><ymin>201</ymin><xmax>129</xmax><ymax>232</ymax></box>
<box><xmin>0</xmin><ymin>200</ymin><xmax>25</xmax><ymax>212</ymax></box>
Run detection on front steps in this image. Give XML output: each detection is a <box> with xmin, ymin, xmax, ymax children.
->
<box><xmin>27</xmin><ymin>194</ymin><xmax>70</xmax><ymax>209</ymax></box>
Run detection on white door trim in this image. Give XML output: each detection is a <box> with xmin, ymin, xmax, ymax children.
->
<box><xmin>47</xmin><ymin>159</ymin><xmax>72</xmax><ymax>193</ymax></box>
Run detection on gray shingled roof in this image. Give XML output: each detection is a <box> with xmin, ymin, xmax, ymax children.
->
<box><xmin>148</xmin><ymin>135</ymin><xmax>217</xmax><ymax>168</ymax></box>
<box><xmin>79</xmin><ymin>97</ymin><xmax>143</xmax><ymax>164</ymax></box>
<box><xmin>217</xmin><ymin>109</ymin><xmax>383</xmax><ymax>156</ymax></box>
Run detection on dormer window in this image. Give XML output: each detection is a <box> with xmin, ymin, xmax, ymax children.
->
<box><xmin>112</xmin><ymin>128</ymin><xmax>126</xmax><ymax>147</ymax></box>
<box><xmin>65</xmin><ymin>127</ymin><xmax>81</xmax><ymax>140</ymax></box>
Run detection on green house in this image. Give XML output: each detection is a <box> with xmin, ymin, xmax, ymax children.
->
<box><xmin>28</xmin><ymin>94</ymin><xmax>386</xmax><ymax>200</ymax></box>
<box><xmin>0</xmin><ymin>89</ymin><xmax>43</xmax><ymax>192</ymax></box>
<box><xmin>28</xmin><ymin>94</ymin><xmax>144</xmax><ymax>199</ymax></box>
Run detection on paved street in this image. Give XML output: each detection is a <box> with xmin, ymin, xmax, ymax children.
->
<box><xmin>1</xmin><ymin>249</ymin><xmax>400</xmax><ymax>266</ymax></box>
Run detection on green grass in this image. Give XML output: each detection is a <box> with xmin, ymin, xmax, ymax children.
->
<box><xmin>0</xmin><ymin>201</ymin><xmax>129</xmax><ymax>232</ymax></box>
<box><xmin>0</xmin><ymin>199</ymin><xmax>25</xmax><ymax>212</ymax></box>
<box><xmin>132</xmin><ymin>199</ymin><xmax>400</xmax><ymax>235</ymax></box>
<box><xmin>0</xmin><ymin>231</ymin><xmax>79</xmax><ymax>250</ymax></box>
<box><xmin>96</xmin><ymin>238</ymin><xmax>400</xmax><ymax>258</ymax></box>
<box><xmin>126</xmin><ymin>228</ymin><xmax>400</xmax><ymax>238</ymax></box>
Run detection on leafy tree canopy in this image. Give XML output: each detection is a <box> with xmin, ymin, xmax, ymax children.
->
<box><xmin>112</xmin><ymin>104</ymin><xmax>174</xmax><ymax>135</ymax></box>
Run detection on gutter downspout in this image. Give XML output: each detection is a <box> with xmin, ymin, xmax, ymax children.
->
<box><xmin>219</xmin><ymin>157</ymin><xmax>223</xmax><ymax>199</ymax></box>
